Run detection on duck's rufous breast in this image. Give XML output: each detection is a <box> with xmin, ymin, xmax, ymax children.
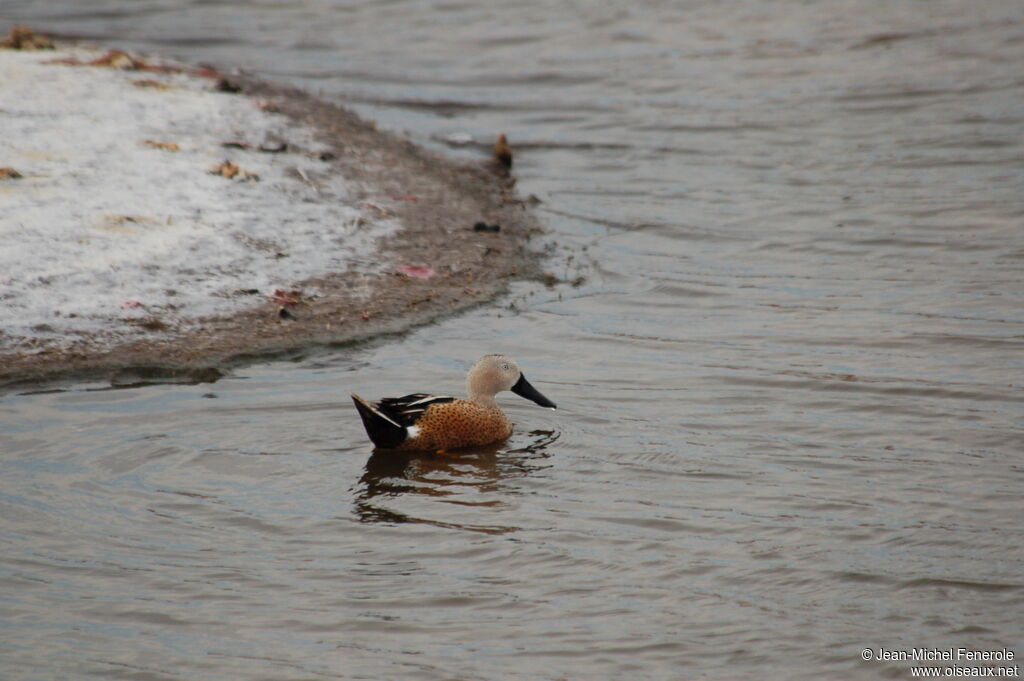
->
<box><xmin>400</xmin><ymin>399</ymin><xmax>513</xmax><ymax>450</ymax></box>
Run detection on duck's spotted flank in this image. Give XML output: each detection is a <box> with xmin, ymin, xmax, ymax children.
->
<box><xmin>352</xmin><ymin>354</ymin><xmax>556</xmax><ymax>451</ymax></box>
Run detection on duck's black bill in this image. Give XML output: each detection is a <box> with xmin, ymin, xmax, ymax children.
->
<box><xmin>511</xmin><ymin>373</ymin><xmax>557</xmax><ymax>409</ymax></box>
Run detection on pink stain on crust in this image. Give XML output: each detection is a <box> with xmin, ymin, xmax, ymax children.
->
<box><xmin>397</xmin><ymin>265</ymin><xmax>435</xmax><ymax>279</ymax></box>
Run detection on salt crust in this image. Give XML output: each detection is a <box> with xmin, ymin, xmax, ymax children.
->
<box><xmin>0</xmin><ymin>47</ymin><xmax>397</xmax><ymax>348</ymax></box>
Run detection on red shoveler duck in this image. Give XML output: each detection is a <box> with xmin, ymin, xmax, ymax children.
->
<box><xmin>351</xmin><ymin>354</ymin><xmax>556</xmax><ymax>451</ymax></box>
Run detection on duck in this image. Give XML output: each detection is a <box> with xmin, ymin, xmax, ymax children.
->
<box><xmin>351</xmin><ymin>354</ymin><xmax>556</xmax><ymax>451</ymax></box>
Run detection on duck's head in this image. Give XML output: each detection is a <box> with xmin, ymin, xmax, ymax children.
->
<box><xmin>467</xmin><ymin>354</ymin><xmax>557</xmax><ymax>409</ymax></box>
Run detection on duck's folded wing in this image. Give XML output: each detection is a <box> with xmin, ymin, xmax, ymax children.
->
<box><xmin>377</xmin><ymin>394</ymin><xmax>456</xmax><ymax>426</ymax></box>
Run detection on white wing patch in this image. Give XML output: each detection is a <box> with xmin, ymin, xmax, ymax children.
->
<box><xmin>406</xmin><ymin>395</ymin><xmax>455</xmax><ymax>408</ymax></box>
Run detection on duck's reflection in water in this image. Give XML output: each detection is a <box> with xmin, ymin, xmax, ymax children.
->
<box><xmin>353</xmin><ymin>430</ymin><xmax>559</xmax><ymax>533</ymax></box>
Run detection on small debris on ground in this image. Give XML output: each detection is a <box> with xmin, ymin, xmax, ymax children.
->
<box><xmin>133</xmin><ymin>78</ymin><xmax>172</xmax><ymax>90</ymax></box>
<box><xmin>536</xmin><ymin>271</ymin><xmax>586</xmax><ymax>289</ymax></box>
<box><xmin>210</xmin><ymin>160</ymin><xmax>259</xmax><ymax>181</ymax></box>
<box><xmin>106</xmin><ymin>215</ymin><xmax>152</xmax><ymax>225</ymax></box>
<box><xmin>363</xmin><ymin>202</ymin><xmax>392</xmax><ymax>217</ymax></box>
<box><xmin>259</xmin><ymin>141</ymin><xmax>288</xmax><ymax>153</ymax></box>
<box><xmin>131</xmin><ymin>317</ymin><xmax>169</xmax><ymax>332</ymax></box>
<box><xmin>222</xmin><ymin>140</ymin><xmax>287</xmax><ymax>153</ymax></box>
<box><xmin>142</xmin><ymin>139</ymin><xmax>180</xmax><ymax>151</ymax></box>
<box><xmin>293</xmin><ymin>167</ymin><xmax>318</xmax><ymax>192</ymax></box>
<box><xmin>0</xmin><ymin>25</ymin><xmax>53</xmax><ymax>51</ymax></box>
<box><xmin>473</xmin><ymin>222</ymin><xmax>500</xmax><ymax>233</ymax></box>
<box><xmin>268</xmin><ymin>289</ymin><xmax>310</xmax><ymax>321</ymax></box>
<box><xmin>268</xmin><ymin>289</ymin><xmax>300</xmax><ymax>306</ymax></box>
<box><xmin>100</xmin><ymin>215</ymin><xmax>156</xmax><ymax>234</ymax></box>
<box><xmin>0</xmin><ymin>167</ymin><xmax>23</xmax><ymax>179</ymax></box>
<box><xmin>92</xmin><ymin>49</ymin><xmax>138</xmax><ymax>70</ymax></box>
<box><xmin>215</xmin><ymin>77</ymin><xmax>243</xmax><ymax>93</ymax></box>
<box><xmin>47</xmin><ymin>48</ymin><xmax>190</xmax><ymax>74</ymax></box>
<box><xmin>267</xmin><ymin>289</ymin><xmax>309</xmax><ymax>307</ymax></box>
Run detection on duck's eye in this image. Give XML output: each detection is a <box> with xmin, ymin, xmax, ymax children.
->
<box><xmin>501</xmin><ymin>363</ymin><xmax>509</xmax><ymax>371</ymax></box>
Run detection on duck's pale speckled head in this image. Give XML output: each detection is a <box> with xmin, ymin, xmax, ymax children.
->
<box><xmin>466</xmin><ymin>354</ymin><xmax>556</xmax><ymax>409</ymax></box>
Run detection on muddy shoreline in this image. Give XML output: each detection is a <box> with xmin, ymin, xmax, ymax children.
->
<box><xmin>0</xmin><ymin>38</ymin><xmax>547</xmax><ymax>391</ymax></box>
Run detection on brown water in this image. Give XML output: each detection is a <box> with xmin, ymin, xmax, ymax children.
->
<box><xmin>1</xmin><ymin>1</ymin><xmax>1023</xmax><ymax>679</ymax></box>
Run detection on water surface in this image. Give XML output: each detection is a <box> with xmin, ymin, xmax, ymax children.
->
<box><xmin>1</xmin><ymin>1</ymin><xmax>1022</xmax><ymax>679</ymax></box>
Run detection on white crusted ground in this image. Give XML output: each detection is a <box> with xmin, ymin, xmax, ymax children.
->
<box><xmin>0</xmin><ymin>46</ymin><xmax>397</xmax><ymax>349</ymax></box>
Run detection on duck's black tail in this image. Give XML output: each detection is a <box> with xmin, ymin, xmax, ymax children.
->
<box><xmin>351</xmin><ymin>394</ymin><xmax>407</xmax><ymax>449</ymax></box>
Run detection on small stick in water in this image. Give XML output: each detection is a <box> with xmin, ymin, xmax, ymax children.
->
<box><xmin>494</xmin><ymin>133</ymin><xmax>512</xmax><ymax>170</ymax></box>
